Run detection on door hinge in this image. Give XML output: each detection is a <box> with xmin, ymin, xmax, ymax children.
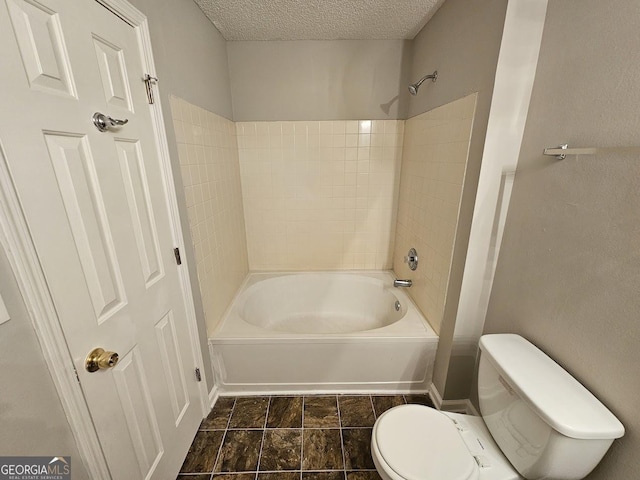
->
<box><xmin>174</xmin><ymin>247</ymin><xmax>182</xmax><ymax>265</ymax></box>
<box><xmin>144</xmin><ymin>74</ymin><xmax>158</xmax><ymax>104</ymax></box>
<box><xmin>195</xmin><ymin>367</ymin><xmax>202</xmax><ymax>382</ymax></box>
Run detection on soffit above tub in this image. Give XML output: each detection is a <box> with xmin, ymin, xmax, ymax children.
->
<box><xmin>193</xmin><ymin>0</ymin><xmax>447</xmax><ymax>41</ymax></box>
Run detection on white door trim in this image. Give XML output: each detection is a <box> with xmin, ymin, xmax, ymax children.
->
<box><xmin>0</xmin><ymin>1</ymin><xmax>208</xmax><ymax>478</ymax></box>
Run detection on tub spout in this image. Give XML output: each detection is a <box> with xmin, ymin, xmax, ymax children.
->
<box><xmin>393</xmin><ymin>279</ymin><xmax>412</xmax><ymax>288</ymax></box>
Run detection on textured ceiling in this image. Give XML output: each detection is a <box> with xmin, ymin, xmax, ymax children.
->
<box><xmin>193</xmin><ymin>0</ymin><xmax>446</xmax><ymax>41</ymax></box>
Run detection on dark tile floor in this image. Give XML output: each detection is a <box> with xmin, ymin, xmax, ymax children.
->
<box><xmin>178</xmin><ymin>393</ymin><xmax>434</xmax><ymax>480</ymax></box>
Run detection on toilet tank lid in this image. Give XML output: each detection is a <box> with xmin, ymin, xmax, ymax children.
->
<box><xmin>479</xmin><ymin>334</ymin><xmax>624</xmax><ymax>440</ymax></box>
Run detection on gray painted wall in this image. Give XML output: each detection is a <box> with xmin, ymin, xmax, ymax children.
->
<box><xmin>406</xmin><ymin>0</ymin><xmax>507</xmax><ymax>119</ymax></box>
<box><xmin>128</xmin><ymin>0</ymin><xmax>236</xmax><ymax>389</ymax></box>
<box><xmin>129</xmin><ymin>0</ymin><xmax>233</xmax><ymax>119</ymax></box>
<box><xmin>227</xmin><ymin>40</ymin><xmax>412</xmax><ymax>121</ymax></box>
<box><xmin>484</xmin><ymin>1</ymin><xmax>640</xmax><ymax>478</ymax></box>
<box><xmin>0</xmin><ymin>248</ymin><xmax>89</xmax><ymax>480</ymax></box>
<box><xmin>406</xmin><ymin>0</ymin><xmax>509</xmax><ymax>398</ymax></box>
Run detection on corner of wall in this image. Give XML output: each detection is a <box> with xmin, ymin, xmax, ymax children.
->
<box><xmin>396</xmin><ymin>40</ymin><xmax>414</xmax><ymax>120</ymax></box>
<box><xmin>440</xmin><ymin>0</ymin><xmax>548</xmax><ymax>400</ymax></box>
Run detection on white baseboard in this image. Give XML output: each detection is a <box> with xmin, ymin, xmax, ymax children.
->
<box><xmin>211</xmin><ymin>381</ymin><xmax>478</xmax><ymax>416</ymax></box>
<box><xmin>428</xmin><ymin>382</ymin><xmax>444</xmax><ymax>409</ymax></box>
<box><xmin>428</xmin><ymin>383</ymin><xmax>478</xmax><ymax>415</ymax></box>
<box><xmin>466</xmin><ymin>400</ymin><xmax>480</xmax><ymax>416</ymax></box>
<box><xmin>216</xmin><ymin>385</ymin><xmax>431</xmax><ymax>397</ymax></box>
<box><xmin>208</xmin><ymin>385</ymin><xmax>220</xmax><ymax>410</ymax></box>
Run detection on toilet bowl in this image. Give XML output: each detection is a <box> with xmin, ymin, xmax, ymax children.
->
<box><xmin>371</xmin><ymin>334</ymin><xmax>624</xmax><ymax>480</ymax></box>
<box><xmin>371</xmin><ymin>405</ymin><xmax>520</xmax><ymax>480</ymax></box>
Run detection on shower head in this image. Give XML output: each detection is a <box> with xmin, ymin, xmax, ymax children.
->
<box><xmin>408</xmin><ymin>70</ymin><xmax>438</xmax><ymax>95</ymax></box>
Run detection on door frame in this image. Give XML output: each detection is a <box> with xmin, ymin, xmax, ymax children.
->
<box><xmin>0</xmin><ymin>1</ymin><xmax>209</xmax><ymax>478</ymax></box>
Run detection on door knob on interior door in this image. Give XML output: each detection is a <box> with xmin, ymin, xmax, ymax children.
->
<box><xmin>85</xmin><ymin>347</ymin><xmax>119</xmax><ymax>372</ymax></box>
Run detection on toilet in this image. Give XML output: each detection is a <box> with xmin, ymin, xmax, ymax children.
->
<box><xmin>371</xmin><ymin>334</ymin><xmax>624</xmax><ymax>480</ymax></box>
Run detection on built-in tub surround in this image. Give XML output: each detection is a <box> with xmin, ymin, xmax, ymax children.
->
<box><xmin>237</xmin><ymin>120</ymin><xmax>404</xmax><ymax>270</ymax></box>
<box><xmin>170</xmin><ymin>97</ymin><xmax>248</xmax><ymax>332</ymax></box>
<box><xmin>393</xmin><ymin>94</ymin><xmax>476</xmax><ymax>333</ymax></box>
<box><xmin>210</xmin><ymin>271</ymin><xmax>438</xmax><ymax>394</ymax></box>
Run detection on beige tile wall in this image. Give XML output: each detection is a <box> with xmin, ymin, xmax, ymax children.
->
<box><xmin>393</xmin><ymin>94</ymin><xmax>477</xmax><ymax>333</ymax></box>
<box><xmin>170</xmin><ymin>95</ymin><xmax>473</xmax><ymax>333</ymax></box>
<box><xmin>237</xmin><ymin>120</ymin><xmax>404</xmax><ymax>270</ymax></box>
<box><xmin>170</xmin><ymin>96</ymin><xmax>249</xmax><ymax>333</ymax></box>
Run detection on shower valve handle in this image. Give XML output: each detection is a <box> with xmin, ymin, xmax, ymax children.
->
<box><xmin>404</xmin><ymin>248</ymin><xmax>418</xmax><ymax>271</ymax></box>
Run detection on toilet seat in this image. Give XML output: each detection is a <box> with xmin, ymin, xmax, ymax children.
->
<box><xmin>372</xmin><ymin>405</ymin><xmax>479</xmax><ymax>480</ymax></box>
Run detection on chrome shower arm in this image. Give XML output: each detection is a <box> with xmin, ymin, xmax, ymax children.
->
<box><xmin>408</xmin><ymin>70</ymin><xmax>438</xmax><ymax>95</ymax></box>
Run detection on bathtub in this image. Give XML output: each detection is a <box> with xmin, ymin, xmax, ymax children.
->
<box><xmin>209</xmin><ymin>271</ymin><xmax>438</xmax><ymax>395</ymax></box>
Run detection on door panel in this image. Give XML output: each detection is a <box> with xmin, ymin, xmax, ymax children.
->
<box><xmin>115</xmin><ymin>139</ymin><xmax>164</xmax><ymax>287</ymax></box>
<box><xmin>112</xmin><ymin>347</ymin><xmax>164</xmax><ymax>478</ymax></box>
<box><xmin>92</xmin><ymin>34</ymin><xmax>134</xmax><ymax>111</ymax></box>
<box><xmin>0</xmin><ymin>0</ymin><xmax>202</xmax><ymax>478</ymax></box>
<box><xmin>6</xmin><ymin>0</ymin><xmax>77</xmax><ymax>96</ymax></box>
<box><xmin>155</xmin><ymin>311</ymin><xmax>190</xmax><ymax>425</ymax></box>
<box><xmin>44</xmin><ymin>132</ymin><xmax>127</xmax><ymax>321</ymax></box>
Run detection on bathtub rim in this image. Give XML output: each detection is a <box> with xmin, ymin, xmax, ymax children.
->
<box><xmin>210</xmin><ymin>270</ymin><xmax>438</xmax><ymax>341</ymax></box>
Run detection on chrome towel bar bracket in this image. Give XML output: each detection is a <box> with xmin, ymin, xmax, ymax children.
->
<box><xmin>543</xmin><ymin>144</ymin><xmax>640</xmax><ymax>160</ymax></box>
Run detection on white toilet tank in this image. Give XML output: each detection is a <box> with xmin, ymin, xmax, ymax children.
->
<box><xmin>478</xmin><ymin>334</ymin><xmax>624</xmax><ymax>480</ymax></box>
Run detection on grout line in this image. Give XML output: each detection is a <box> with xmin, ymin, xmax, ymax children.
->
<box><xmin>225</xmin><ymin>399</ymin><xmax>238</xmax><ymax>430</ymax></box>
<box><xmin>225</xmin><ymin>427</ymin><xmax>270</xmax><ymax>431</ymax></box>
<box><xmin>287</xmin><ymin>426</ymin><xmax>344</xmax><ymax>430</ymax></box>
<box><xmin>211</xmin><ymin>397</ymin><xmax>237</xmax><ymax>478</ymax></box>
<box><xmin>300</xmin><ymin>396</ymin><xmax>305</xmax><ymax>480</ymax></box>
<box><xmin>319</xmin><ymin>426</ymin><xmax>369</xmax><ymax>430</ymax></box>
<box><xmin>336</xmin><ymin>394</ymin><xmax>348</xmax><ymax>478</ymax></box>
<box><xmin>255</xmin><ymin>396</ymin><xmax>271</xmax><ymax>480</ymax></box>
<box><xmin>368</xmin><ymin>394</ymin><xmax>377</xmax><ymax>419</ymax></box>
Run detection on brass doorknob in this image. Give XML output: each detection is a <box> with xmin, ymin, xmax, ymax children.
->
<box><xmin>85</xmin><ymin>347</ymin><xmax>119</xmax><ymax>373</ymax></box>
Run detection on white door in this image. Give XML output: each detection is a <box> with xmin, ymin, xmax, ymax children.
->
<box><xmin>0</xmin><ymin>1</ymin><xmax>203</xmax><ymax>478</ymax></box>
